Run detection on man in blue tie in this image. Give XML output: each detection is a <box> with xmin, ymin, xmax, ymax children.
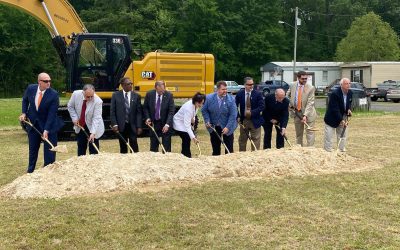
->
<box><xmin>143</xmin><ymin>80</ymin><xmax>175</xmax><ymax>152</ymax></box>
<box><xmin>19</xmin><ymin>72</ymin><xmax>64</xmax><ymax>173</ymax></box>
<box><xmin>202</xmin><ymin>81</ymin><xmax>238</xmax><ymax>155</ymax></box>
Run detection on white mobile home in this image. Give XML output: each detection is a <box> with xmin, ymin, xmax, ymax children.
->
<box><xmin>260</xmin><ymin>62</ymin><xmax>341</xmax><ymax>88</ymax></box>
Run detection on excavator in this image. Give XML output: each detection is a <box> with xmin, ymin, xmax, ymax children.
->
<box><xmin>0</xmin><ymin>0</ymin><xmax>215</xmax><ymax>138</ymax></box>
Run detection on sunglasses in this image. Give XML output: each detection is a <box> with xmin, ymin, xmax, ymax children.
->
<box><xmin>40</xmin><ymin>80</ymin><xmax>51</xmax><ymax>83</ymax></box>
<box><xmin>246</xmin><ymin>84</ymin><xmax>254</xmax><ymax>86</ymax></box>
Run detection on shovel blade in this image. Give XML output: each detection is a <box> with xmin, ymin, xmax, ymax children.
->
<box><xmin>50</xmin><ymin>144</ymin><xmax>68</xmax><ymax>153</ymax></box>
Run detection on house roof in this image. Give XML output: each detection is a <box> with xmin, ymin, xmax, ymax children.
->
<box><xmin>261</xmin><ymin>62</ymin><xmax>342</xmax><ymax>72</ymax></box>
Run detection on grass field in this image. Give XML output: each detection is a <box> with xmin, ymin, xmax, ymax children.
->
<box><xmin>0</xmin><ymin>98</ymin><xmax>400</xmax><ymax>248</ymax></box>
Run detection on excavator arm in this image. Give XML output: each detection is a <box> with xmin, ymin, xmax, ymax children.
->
<box><xmin>0</xmin><ymin>0</ymin><xmax>87</xmax><ymax>43</ymax></box>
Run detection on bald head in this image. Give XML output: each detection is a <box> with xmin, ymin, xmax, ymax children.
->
<box><xmin>37</xmin><ymin>72</ymin><xmax>51</xmax><ymax>91</ymax></box>
<box><xmin>275</xmin><ymin>88</ymin><xmax>285</xmax><ymax>102</ymax></box>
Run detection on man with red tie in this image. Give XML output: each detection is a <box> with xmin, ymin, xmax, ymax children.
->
<box><xmin>19</xmin><ymin>72</ymin><xmax>64</xmax><ymax>173</ymax></box>
<box><xmin>143</xmin><ymin>80</ymin><xmax>175</xmax><ymax>153</ymax></box>
<box><xmin>67</xmin><ymin>84</ymin><xmax>104</xmax><ymax>156</ymax></box>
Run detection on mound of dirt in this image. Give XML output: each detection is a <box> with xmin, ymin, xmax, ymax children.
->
<box><xmin>0</xmin><ymin>147</ymin><xmax>379</xmax><ymax>199</ymax></box>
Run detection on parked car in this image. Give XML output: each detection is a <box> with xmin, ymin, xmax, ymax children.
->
<box><xmin>326</xmin><ymin>82</ymin><xmax>371</xmax><ymax>110</ymax></box>
<box><xmin>214</xmin><ymin>80</ymin><xmax>244</xmax><ymax>94</ymax></box>
<box><xmin>255</xmin><ymin>80</ymin><xmax>290</xmax><ymax>97</ymax></box>
<box><xmin>386</xmin><ymin>87</ymin><xmax>400</xmax><ymax>103</ymax></box>
<box><xmin>370</xmin><ymin>80</ymin><xmax>400</xmax><ymax>101</ymax></box>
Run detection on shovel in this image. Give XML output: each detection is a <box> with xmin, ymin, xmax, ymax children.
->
<box><xmin>146</xmin><ymin>123</ymin><xmax>167</xmax><ymax>154</ymax></box>
<box><xmin>290</xmin><ymin>109</ymin><xmax>318</xmax><ymax>131</ymax></box>
<box><xmin>109</xmin><ymin>125</ymin><xmax>134</xmax><ymax>153</ymax></box>
<box><xmin>192</xmin><ymin>125</ymin><xmax>202</xmax><ymax>157</ymax></box>
<box><xmin>76</xmin><ymin>124</ymin><xmax>100</xmax><ymax>154</ymax></box>
<box><xmin>273</xmin><ymin>124</ymin><xmax>292</xmax><ymax>147</ymax></box>
<box><xmin>337</xmin><ymin>116</ymin><xmax>350</xmax><ymax>152</ymax></box>
<box><xmin>22</xmin><ymin>119</ymin><xmax>68</xmax><ymax>153</ymax></box>
<box><xmin>239</xmin><ymin>123</ymin><xmax>257</xmax><ymax>150</ymax></box>
<box><xmin>210</xmin><ymin>125</ymin><xmax>230</xmax><ymax>154</ymax></box>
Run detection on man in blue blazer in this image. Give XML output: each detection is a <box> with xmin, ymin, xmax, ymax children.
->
<box><xmin>19</xmin><ymin>73</ymin><xmax>64</xmax><ymax>173</ymax></box>
<box><xmin>235</xmin><ymin>77</ymin><xmax>264</xmax><ymax>151</ymax></box>
<box><xmin>324</xmin><ymin>78</ymin><xmax>353</xmax><ymax>152</ymax></box>
<box><xmin>202</xmin><ymin>81</ymin><xmax>237</xmax><ymax>155</ymax></box>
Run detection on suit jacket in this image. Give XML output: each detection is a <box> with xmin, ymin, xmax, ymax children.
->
<box><xmin>201</xmin><ymin>93</ymin><xmax>237</xmax><ymax>136</ymax></box>
<box><xmin>235</xmin><ymin>89</ymin><xmax>264</xmax><ymax>128</ymax></box>
<box><xmin>110</xmin><ymin>90</ymin><xmax>143</xmax><ymax>133</ymax></box>
<box><xmin>67</xmin><ymin>90</ymin><xmax>105</xmax><ymax>139</ymax></box>
<box><xmin>22</xmin><ymin>84</ymin><xmax>64</xmax><ymax>133</ymax></box>
<box><xmin>324</xmin><ymin>88</ymin><xmax>353</xmax><ymax>128</ymax></box>
<box><xmin>263</xmin><ymin>93</ymin><xmax>289</xmax><ymax>128</ymax></box>
<box><xmin>287</xmin><ymin>82</ymin><xmax>317</xmax><ymax>122</ymax></box>
<box><xmin>143</xmin><ymin>89</ymin><xmax>175</xmax><ymax>126</ymax></box>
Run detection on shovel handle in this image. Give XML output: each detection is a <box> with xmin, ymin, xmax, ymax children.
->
<box><xmin>22</xmin><ymin>119</ymin><xmax>56</xmax><ymax>149</ymax></box>
<box><xmin>109</xmin><ymin>125</ymin><xmax>134</xmax><ymax>153</ymax></box>
<box><xmin>210</xmin><ymin>126</ymin><xmax>230</xmax><ymax>154</ymax></box>
<box><xmin>146</xmin><ymin>123</ymin><xmax>167</xmax><ymax>154</ymax></box>
<box><xmin>77</xmin><ymin>124</ymin><xmax>100</xmax><ymax>153</ymax></box>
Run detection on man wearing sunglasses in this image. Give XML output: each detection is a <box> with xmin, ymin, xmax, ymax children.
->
<box><xmin>287</xmin><ymin>71</ymin><xmax>317</xmax><ymax>146</ymax></box>
<box><xmin>19</xmin><ymin>72</ymin><xmax>64</xmax><ymax>173</ymax></box>
<box><xmin>67</xmin><ymin>84</ymin><xmax>104</xmax><ymax>155</ymax></box>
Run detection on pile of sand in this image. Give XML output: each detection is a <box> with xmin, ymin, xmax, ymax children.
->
<box><xmin>0</xmin><ymin>147</ymin><xmax>379</xmax><ymax>199</ymax></box>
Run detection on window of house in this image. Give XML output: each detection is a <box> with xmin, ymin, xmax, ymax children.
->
<box><xmin>322</xmin><ymin>71</ymin><xmax>328</xmax><ymax>82</ymax></box>
<box><xmin>351</xmin><ymin>69</ymin><xmax>363</xmax><ymax>83</ymax></box>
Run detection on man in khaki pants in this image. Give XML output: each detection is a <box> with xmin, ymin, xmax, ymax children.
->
<box><xmin>235</xmin><ymin>77</ymin><xmax>265</xmax><ymax>151</ymax></box>
<box><xmin>287</xmin><ymin>71</ymin><xmax>317</xmax><ymax>146</ymax></box>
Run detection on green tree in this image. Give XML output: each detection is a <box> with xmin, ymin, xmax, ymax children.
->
<box><xmin>335</xmin><ymin>12</ymin><xmax>400</xmax><ymax>61</ymax></box>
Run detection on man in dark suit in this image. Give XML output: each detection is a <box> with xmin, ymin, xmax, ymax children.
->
<box><xmin>324</xmin><ymin>78</ymin><xmax>353</xmax><ymax>152</ymax></box>
<box><xmin>143</xmin><ymin>80</ymin><xmax>175</xmax><ymax>152</ymax></box>
<box><xmin>19</xmin><ymin>72</ymin><xmax>64</xmax><ymax>173</ymax></box>
<box><xmin>110</xmin><ymin>77</ymin><xmax>143</xmax><ymax>153</ymax></box>
<box><xmin>236</xmin><ymin>77</ymin><xmax>264</xmax><ymax>151</ymax></box>
<box><xmin>263</xmin><ymin>89</ymin><xmax>289</xmax><ymax>149</ymax></box>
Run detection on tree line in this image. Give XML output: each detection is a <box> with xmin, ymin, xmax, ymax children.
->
<box><xmin>1</xmin><ymin>0</ymin><xmax>399</xmax><ymax>97</ymax></box>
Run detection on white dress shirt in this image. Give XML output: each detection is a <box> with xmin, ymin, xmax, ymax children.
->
<box><xmin>173</xmin><ymin>100</ymin><xmax>197</xmax><ymax>139</ymax></box>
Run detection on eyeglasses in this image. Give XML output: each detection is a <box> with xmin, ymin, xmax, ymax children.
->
<box><xmin>40</xmin><ymin>80</ymin><xmax>51</xmax><ymax>83</ymax></box>
<box><xmin>125</xmin><ymin>82</ymin><xmax>132</xmax><ymax>85</ymax></box>
<box><xmin>300</xmin><ymin>78</ymin><xmax>308</xmax><ymax>80</ymax></box>
<box><xmin>246</xmin><ymin>84</ymin><xmax>254</xmax><ymax>86</ymax></box>
<box><xmin>85</xmin><ymin>95</ymin><xmax>94</xmax><ymax>99</ymax></box>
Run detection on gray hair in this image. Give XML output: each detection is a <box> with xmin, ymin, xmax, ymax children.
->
<box><xmin>340</xmin><ymin>78</ymin><xmax>350</xmax><ymax>86</ymax></box>
<box><xmin>155</xmin><ymin>80</ymin><xmax>165</xmax><ymax>88</ymax></box>
<box><xmin>244</xmin><ymin>77</ymin><xmax>253</xmax><ymax>84</ymax></box>
<box><xmin>83</xmin><ymin>84</ymin><xmax>95</xmax><ymax>91</ymax></box>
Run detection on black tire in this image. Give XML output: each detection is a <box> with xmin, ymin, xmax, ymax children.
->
<box><xmin>263</xmin><ymin>89</ymin><xmax>270</xmax><ymax>97</ymax></box>
<box><xmin>371</xmin><ymin>96</ymin><xmax>378</xmax><ymax>101</ymax></box>
<box><xmin>393</xmin><ymin>99</ymin><xmax>400</xmax><ymax>103</ymax></box>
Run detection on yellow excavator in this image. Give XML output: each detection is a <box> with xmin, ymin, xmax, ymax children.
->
<box><xmin>0</xmin><ymin>0</ymin><xmax>215</xmax><ymax>138</ymax></box>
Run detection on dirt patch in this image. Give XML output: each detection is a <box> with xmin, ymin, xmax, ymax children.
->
<box><xmin>0</xmin><ymin>147</ymin><xmax>380</xmax><ymax>199</ymax></box>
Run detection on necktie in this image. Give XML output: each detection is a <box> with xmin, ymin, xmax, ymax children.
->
<box><xmin>37</xmin><ymin>91</ymin><xmax>43</xmax><ymax>109</ymax></box>
<box><xmin>125</xmin><ymin>92</ymin><xmax>130</xmax><ymax>122</ymax></box>
<box><xmin>155</xmin><ymin>94</ymin><xmax>161</xmax><ymax>120</ymax></box>
<box><xmin>245</xmin><ymin>92</ymin><xmax>251</xmax><ymax>119</ymax></box>
<box><xmin>297</xmin><ymin>85</ymin><xmax>303</xmax><ymax>111</ymax></box>
<box><xmin>79</xmin><ymin>100</ymin><xmax>87</xmax><ymax>127</ymax></box>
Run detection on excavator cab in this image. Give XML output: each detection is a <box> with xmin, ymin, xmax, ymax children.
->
<box><xmin>65</xmin><ymin>33</ymin><xmax>132</xmax><ymax>92</ymax></box>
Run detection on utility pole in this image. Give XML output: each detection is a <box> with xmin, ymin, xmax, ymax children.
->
<box><xmin>293</xmin><ymin>6</ymin><xmax>298</xmax><ymax>80</ymax></box>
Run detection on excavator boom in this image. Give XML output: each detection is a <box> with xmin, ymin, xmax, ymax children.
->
<box><xmin>0</xmin><ymin>0</ymin><xmax>87</xmax><ymax>44</ymax></box>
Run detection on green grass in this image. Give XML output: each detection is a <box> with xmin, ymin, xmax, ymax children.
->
<box><xmin>0</xmin><ymin>98</ymin><xmax>22</xmax><ymax>128</ymax></box>
<box><xmin>1</xmin><ymin>99</ymin><xmax>400</xmax><ymax>248</ymax></box>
